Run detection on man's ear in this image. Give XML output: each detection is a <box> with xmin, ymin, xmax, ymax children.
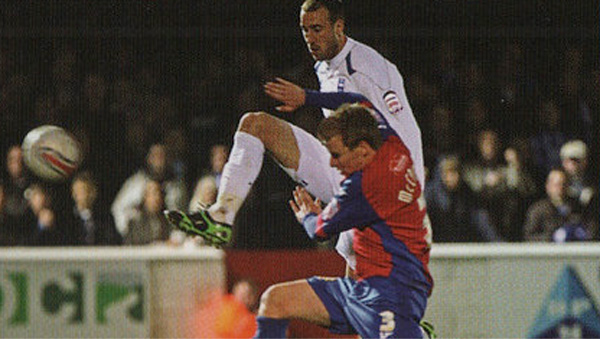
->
<box><xmin>357</xmin><ymin>141</ymin><xmax>374</xmax><ymax>156</ymax></box>
<box><xmin>334</xmin><ymin>19</ymin><xmax>345</xmax><ymax>38</ymax></box>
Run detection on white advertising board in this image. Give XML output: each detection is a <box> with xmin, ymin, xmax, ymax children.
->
<box><xmin>426</xmin><ymin>243</ymin><xmax>600</xmax><ymax>338</ymax></box>
<box><xmin>0</xmin><ymin>257</ymin><xmax>150</xmax><ymax>338</ymax></box>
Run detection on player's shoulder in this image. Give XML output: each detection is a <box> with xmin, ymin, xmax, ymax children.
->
<box><xmin>368</xmin><ymin>137</ymin><xmax>413</xmax><ymax>175</ymax></box>
<box><xmin>341</xmin><ymin>171</ymin><xmax>366</xmax><ymax>195</ymax></box>
<box><xmin>314</xmin><ymin>60</ymin><xmax>327</xmax><ymax>73</ymax></box>
<box><xmin>346</xmin><ymin>38</ymin><xmax>394</xmax><ymax>86</ymax></box>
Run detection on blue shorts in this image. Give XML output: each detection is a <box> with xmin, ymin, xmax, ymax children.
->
<box><xmin>307</xmin><ymin>276</ymin><xmax>427</xmax><ymax>338</ymax></box>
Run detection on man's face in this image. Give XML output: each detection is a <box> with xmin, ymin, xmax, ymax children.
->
<box><xmin>72</xmin><ymin>180</ymin><xmax>96</xmax><ymax>209</ymax></box>
<box><xmin>562</xmin><ymin>157</ymin><xmax>586</xmax><ymax>177</ymax></box>
<box><xmin>147</xmin><ymin>144</ymin><xmax>167</xmax><ymax>174</ymax></box>
<box><xmin>325</xmin><ymin>135</ymin><xmax>364</xmax><ymax>176</ymax></box>
<box><xmin>7</xmin><ymin>146</ymin><xmax>23</xmax><ymax>178</ymax></box>
<box><xmin>479</xmin><ymin>131</ymin><xmax>498</xmax><ymax>161</ymax></box>
<box><xmin>300</xmin><ymin>7</ymin><xmax>344</xmax><ymax>61</ymax></box>
<box><xmin>546</xmin><ymin>170</ymin><xmax>566</xmax><ymax>202</ymax></box>
<box><xmin>442</xmin><ymin>167</ymin><xmax>460</xmax><ymax>191</ymax></box>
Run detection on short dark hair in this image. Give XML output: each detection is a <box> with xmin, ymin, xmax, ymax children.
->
<box><xmin>301</xmin><ymin>0</ymin><xmax>345</xmax><ymax>23</ymax></box>
<box><xmin>317</xmin><ymin>103</ymin><xmax>383</xmax><ymax>150</ymax></box>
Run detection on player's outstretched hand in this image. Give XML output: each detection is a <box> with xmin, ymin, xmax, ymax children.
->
<box><xmin>264</xmin><ymin>77</ymin><xmax>306</xmax><ymax>112</ymax></box>
<box><xmin>289</xmin><ymin>186</ymin><xmax>322</xmax><ymax>224</ymax></box>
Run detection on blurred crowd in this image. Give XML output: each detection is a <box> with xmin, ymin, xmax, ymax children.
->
<box><xmin>0</xmin><ymin>33</ymin><xmax>598</xmax><ymax>248</ymax></box>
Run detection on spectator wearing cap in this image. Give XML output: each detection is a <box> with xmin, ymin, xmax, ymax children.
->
<box><xmin>560</xmin><ymin>140</ymin><xmax>596</xmax><ymax>209</ymax></box>
<box><xmin>560</xmin><ymin>140</ymin><xmax>599</xmax><ymax>240</ymax></box>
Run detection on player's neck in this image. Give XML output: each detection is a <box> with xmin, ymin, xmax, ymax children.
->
<box><xmin>327</xmin><ymin>35</ymin><xmax>348</xmax><ymax>64</ymax></box>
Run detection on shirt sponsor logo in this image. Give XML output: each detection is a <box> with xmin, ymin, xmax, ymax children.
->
<box><xmin>389</xmin><ymin>153</ymin><xmax>409</xmax><ymax>176</ymax></box>
<box><xmin>383</xmin><ymin>91</ymin><xmax>402</xmax><ymax>115</ymax></box>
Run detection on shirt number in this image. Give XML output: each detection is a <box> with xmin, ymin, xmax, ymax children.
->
<box><xmin>379</xmin><ymin>310</ymin><xmax>396</xmax><ymax>337</ymax></box>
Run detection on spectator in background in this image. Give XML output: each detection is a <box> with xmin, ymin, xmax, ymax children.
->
<box><xmin>560</xmin><ymin>140</ymin><xmax>599</xmax><ymax>240</ymax></box>
<box><xmin>0</xmin><ymin>181</ymin><xmax>21</xmax><ymax>245</ymax></box>
<box><xmin>184</xmin><ymin>175</ymin><xmax>219</xmax><ymax>247</ymax></box>
<box><xmin>191</xmin><ymin>278</ymin><xmax>259</xmax><ymax>338</ymax></box>
<box><xmin>187</xmin><ymin>144</ymin><xmax>229</xmax><ymax>210</ymax></box>
<box><xmin>460</xmin><ymin>97</ymin><xmax>493</xmax><ymax>158</ymax></box>
<box><xmin>111</xmin><ymin>142</ymin><xmax>188</xmax><ymax>237</ymax></box>
<box><xmin>422</xmin><ymin>103</ymin><xmax>457</xmax><ymax>168</ymax></box>
<box><xmin>425</xmin><ymin>155</ymin><xmax>488</xmax><ymax>242</ymax></box>
<box><xmin>123</xmin><ymin>180</ymin><xmax>173</xmax><ymax>245</ymax></box>
<box><xmin>206</xmin><ymin>144</ymin><xmax>229</xmax><ymax>189</ymax></box>
<box><xmin>189</xmin><ymin>176</ymin><xmax>218</xmax><ymax>212</ymax></box>
<box><xmin>560</xmin><ymin>140</ymin><xmax>596</xmax><ymax>211</ymax></box>
<box><xmin>78</xmin><ymin>73</ymin><xmax>128</xmax><ymax>207</ymax></box>
<box><xmin>23</xmin><ymin>183</ymin><xmax>63</xmax><ymax>246</ymax></box>
<box><xmin>164</xmin><ymin>126</ymin><xmax>189</xmax><ymax>182</ymax></box>
<box><xmin>497</xmin><ymin>141</ymin><xmax>538</xmax><ymax>241</ymax></box>
<box><xmin>462</xmin><ymin>129</ymin><xmax>505</xmax><ymax>241</ymax></box>
<box><xmin>3</xmin><ymin>145</ymin><xmax>30</xmax><ymax>221</ymax></box>
<box><xmin>70</xmin><ymin>171</ymin><xmax>121</xmax><ymax>246</ymax></box>
<box><xmin>529</xmin><ymin>99</ymin><xmax>567</xmax><ymax>185</ymax></box>
<box><xmin>523</xmin><ymin>168</ymin><xmax>594</xmax><ymax>242</ymax></box>
<box><xmin>187</xmin><ymin>144</ymin><xmax>229</xmax><ymax>217</ymax></box>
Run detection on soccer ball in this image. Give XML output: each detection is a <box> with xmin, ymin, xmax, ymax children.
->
<box><xmin>22</xmin><ymin>125</ymin><xmax>82</xmax><ymax>182</ymax></box>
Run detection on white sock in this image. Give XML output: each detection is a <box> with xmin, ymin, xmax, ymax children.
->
<box><xmin>209</xmin><ymin>132</ymin><xmax>265</xmax><ymax>225</ymax></box>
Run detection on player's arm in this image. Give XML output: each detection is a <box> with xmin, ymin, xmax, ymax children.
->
<box><xmin>290</xmin><ymin>175</ymin><xmax>380</xmax><ymax>242</ymax></box>
<box><xmin>345</xmin><ymin>264</ymin><xmax>358</xmax><ymax>279</ymax></box>
<box><xmin>264</xmin><ymin>77</ymin><xmax>369</xmax><ymax>112</ymax></box>
<box><xmin>304</xmin><ymin>90</ymin><xmax>368</xmax><ymax>110</ymax></box>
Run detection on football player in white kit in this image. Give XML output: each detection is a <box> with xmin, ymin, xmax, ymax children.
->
<box><xmin>164</xmin><ymin>0</ymin><xmax>426</xmax><ymax>256</ymax></box>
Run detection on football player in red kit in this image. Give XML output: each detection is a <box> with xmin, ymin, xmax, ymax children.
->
<box><xmin>253</xmin><ymin>91</ymin><xmax>433</xmax><ymax>339</ymax></box>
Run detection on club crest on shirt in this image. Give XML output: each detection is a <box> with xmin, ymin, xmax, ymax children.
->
<box><xmin>383</xmin><ymin>90</ymin><xmax>403</xmax><ymax>115</ymax></box>
<box><xmin>389</xmin><ymin>153</ymin><xmax>409</xmax><ymax>176</ymax></box>
<box><xmin>337</xmin><ymin>78</ymin><xmax>346</xmax><ymax>92</ymax></box>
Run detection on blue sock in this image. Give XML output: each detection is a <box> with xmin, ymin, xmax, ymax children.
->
<box><xmin>253</xmin><ymin>316</ymin><xmax>290</xmax><ymax>338</ymax></box>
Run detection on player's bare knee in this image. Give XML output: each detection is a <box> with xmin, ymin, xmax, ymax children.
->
<box><xmin>258</xmin><ymin>284</ymin><xmax>289</xmax><ymax>318</ymax></box>
<box><xmin>238</xmin><ymin>112</ymin><xmax>270</xmax><ymax>138</ymax></box>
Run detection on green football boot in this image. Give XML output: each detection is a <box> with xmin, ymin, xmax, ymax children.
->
<box><xmin>420</xmin><ymin>320</ymin><xmax>437</xmax><ymax>339</ymax></box>
<box><xmin>163</xmin><ymin>209</ymin><xmax>232</xmax><ymax>248</ymax></box>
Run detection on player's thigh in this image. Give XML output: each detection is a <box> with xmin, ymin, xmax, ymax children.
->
<box><xmin>282</xmin><ymin>124</ymin><xmax>343</xmax><ymax>203</ymax></box>
<box><xmin>260</xmin><ymin>279</ymin><xmax>330</xmax><ymax>326</ymax></box>
<box><xmin>239</xmin><ymin>112</ymin><xmax>300</xmax><ymax>170</ymax></box>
